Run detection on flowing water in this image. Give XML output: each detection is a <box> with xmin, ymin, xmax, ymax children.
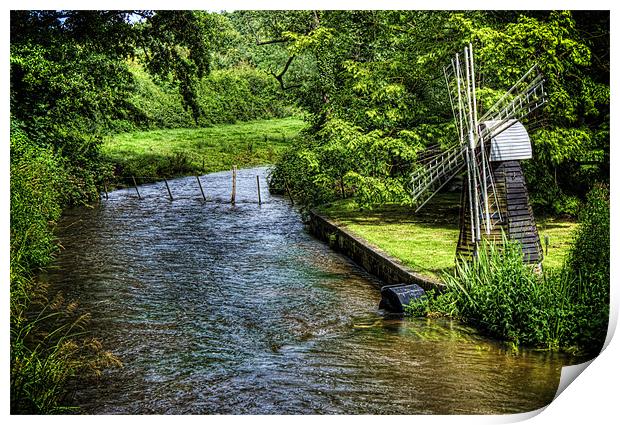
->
<box><xmin>45</xmin><ymin>167</ymin><xmax>568</xmax><ymax>414</ymax></box>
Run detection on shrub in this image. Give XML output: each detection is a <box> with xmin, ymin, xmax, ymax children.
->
<box><xmin>197</xmin><ymin>67</ymin><xmax>291</xmax><ymax>125</ymax></box>
<box><xmin>564</xmin><ymin>184</ymin><xmax>610</xmax><ymax>351</ymax></box>
<box><xmin>123</xmin><ymin>62</ymin><xmax>294</xmax><ymax>131</ymax></box>
<box><xmin>566</xmin><ymin>184</ymin><xmax>610</xmax><ymax>282</ymax></box>
<box><xmin>124</xmin><ymin>61</ymin><xmax>195</xmax><ymax>130</ymax></box>
<box><xmin>10</xmin><ymin>125</ymin><xmax>120</xmax><ymax>413</ymax></box>
<box><xmin>270</xmin><ymin>118</ymin><xmax>420</xmax><ymax>207</ymax></box>
<box><xmin>10</xmin><ymin>125</ymin><xmax>68</xmax><ymax>274</ymax></box>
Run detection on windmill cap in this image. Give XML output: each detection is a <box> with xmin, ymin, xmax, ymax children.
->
<box><xmin>482</xmin><ymin>120</ymin><xmax>533</xmax><ymax>162</ymax></box>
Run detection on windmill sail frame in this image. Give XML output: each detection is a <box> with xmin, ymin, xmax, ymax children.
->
<box><xmin>410</xmin><ymin>43</ymin><xmax>546</xmax><ymax>263</ymax></box>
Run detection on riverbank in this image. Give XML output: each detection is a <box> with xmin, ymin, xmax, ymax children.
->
<box><xmin>102</xmin><ymin>117</ymin><xmax>305</xmax><ymax>183</ymax></box>
<box><xmin>308</xmin><ymin>209</ymin><xmax>444</xmax><ymax>292</ymax></box>
<box><xmin>314</xmin><ymin>192</ymin><xmax>577</xmax><ymax>280</ymax></box>
<box><xmin>11</xmin><ymin>117</ymin><xmax>305</xmax><ymax>413</ymax></box>
<box><xmin>310</xmin><ymin>190</ymin><xmax>610</xmax><ymax>355</ymax></box>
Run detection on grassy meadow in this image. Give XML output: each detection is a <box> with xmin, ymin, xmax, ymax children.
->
<box><xmin>103</xmin><ymin>117</ymin><xmax>305</xmax><ymax>180</ymax></box>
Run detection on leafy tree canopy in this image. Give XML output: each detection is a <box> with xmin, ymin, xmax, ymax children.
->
<box><xmin>10</xmin><ymin>10</ymin><xmax>227</xmax><ymax>134</ymax></box>
<box><xmin>265</xmin><ymin>10</ymin><xmax>609</xmax><ymax>213</ymax></box>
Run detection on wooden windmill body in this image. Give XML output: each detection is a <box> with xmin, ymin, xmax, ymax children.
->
<box><xmin>410</xmin><ymin>44</ymin><xmax>546</xmax><ymax>264</ymax></box>
<box><xmin>456</xmin><ymin>120</ymin><xmax>542</xmax><ymax>263</ymax></box>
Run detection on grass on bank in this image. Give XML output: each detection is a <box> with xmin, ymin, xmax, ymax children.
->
<box><xmin>316</xmin><ymin>192</ymin><xmax>577</xmax><ymax>280</ymax></box>
<box><xmin>103</xmin><ymin>117</ymin><xmax>305</xmax><ymax>181</ymax></box>
<box><xmin>320</xmin><ymin>186</ymin><xmax>608</xmax><ymax>354</ymax></box>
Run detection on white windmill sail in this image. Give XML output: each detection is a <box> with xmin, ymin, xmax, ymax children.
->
<box><xmin>479</xmin><ymin>66</ymin><xmax>546</xmax><ymax>141</ymax></box>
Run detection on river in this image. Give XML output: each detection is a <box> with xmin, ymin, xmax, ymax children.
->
<box><xmin>44</xmin><ymin>167</ymin><xmax>567</xmax><ymax>414</ymax></box>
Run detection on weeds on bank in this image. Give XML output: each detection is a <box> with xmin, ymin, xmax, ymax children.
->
<box><xmin>11</xmin><ymin>277</ymin><xmax>122</xmax><ymax>414</ymax></box>
<box><xmin>406</xmin><ymin>186</ymin><xmax>609</xmax><ymax>356</ymax></box>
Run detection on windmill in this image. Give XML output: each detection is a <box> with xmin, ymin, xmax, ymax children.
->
<box><xmin>409</xmin><ymin>43</ymin><xmax>546</xmax><ymax>264</ymax></box>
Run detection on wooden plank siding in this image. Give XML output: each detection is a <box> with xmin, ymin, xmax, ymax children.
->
<box><xmin>456</xmin><ymin>159</ymin><xmax>543</xmax><ymax>264</ymax></box>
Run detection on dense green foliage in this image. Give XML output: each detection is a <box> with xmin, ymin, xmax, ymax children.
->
<box><xmin>119</xmin><ymin>62</ymin><xmax>294</xmax><ymax>131</ymax></box>
<box><xmin>9</xmin><ymin>10</ymin><xmax>610</xmax><ymax>412</ymax></box>
<box><xmin>10</xmin><ymin>125</ymin><xmax>66</xmax><ymax>413</ymax></box>
<box><xmin>564</xmin><ymin>184</ymin><xmax>610</xmax><ymax>349</ymax></box>
<box><xmin>408</xmin><ymin>238</ymin><xmax>566</xmax><ymax>349</ymax></box>
<box><xmin>267</xmin><ymin>11</ymin><xmax>609</xmax><ymax>213</ymax></box>
<box><xmin>10</xmin><ymin>126</ymin><xmax>67</xmax><ymax>274</ymax></box>
<box><xmin>406</xmin><ymin>186</ymin><xmax>609</xmax><ymax>354</ymax></box>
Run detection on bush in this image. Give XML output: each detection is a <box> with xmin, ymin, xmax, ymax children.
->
<box><xmin>270</xmin><ymin>118</ymin><xmax>420</xmax><ymax>207</ymax></box>
<box><xmin>122</xmin><ymin>62</ymin><xmax>294</xmax><ymax>131</ymax></box>
<box><xmin>10</xmin><ymin>126</ymin><xmax>68</xmax><ymax>274</ymax></box>
<box><xmin>564</xmin><ymin>184</ymin><xmax>610</xmax><ymax>351</ymax></box>
<box><xmin>197</xmin><ymin>66</ymin><xmax>292</xmax><ymax>125</ymax></box>
<box><xmin>567</xmin><ymin>184</ymin><xmax>610</xmax><ymax>282</ymax></box>
<box><xmin>10</xmin><ymin>125</ymin><xmax>120</xmax><ymax>413</ymax></box>
<box><xmin>123</xmin><ymin>61</ymin><xmax>195</xmax><ymax>130</ymax></box>
<box><xmin>268</xmin><ymin>134</ymin><xmax>338</xmax><ymax>206</ymax></box>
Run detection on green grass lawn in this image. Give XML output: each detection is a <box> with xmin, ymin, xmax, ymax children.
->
<box><xmin>317</xmin><ymin>192</ymin><xmax>577</xmax><ymax>280</ymax></box>
<box><xmin>535</xmin><ymin>216</ymin><xmax>578</xmax><ymax>270</ymax></box>
<box><xmin>103</xmin><ymin>117</ymin><xmax>305</xmax><ymax>179</ymax></box>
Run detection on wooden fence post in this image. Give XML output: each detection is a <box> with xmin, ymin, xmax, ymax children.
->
<box><xmin>231</xmin><ymin>165</ymin><xmax>237</xmax><ymax>204</ymax></box>
<box><xmin>164</xmin><ymin>178</ymin><xmax>173</xmax><ymax>201</ymax></box>
<box><xmin>256</xmin><ymin>175</ymin><xmax>262</xmax><ymax>205</ymax></box>
<box><xmin>132</xmin><ymin>176</ymin><xmax>141</xmax><ymax>200</ymax></box>
<box><xmin>196</xmin><ymin>176</ymin><xmax>206</xmax><ymax>201</ymax></box>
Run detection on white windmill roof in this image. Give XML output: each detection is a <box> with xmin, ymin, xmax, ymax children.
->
<box><xmin>482</xmin><ymin>120</ymin><xmax>532</xmax><ymax>162</ymax></box>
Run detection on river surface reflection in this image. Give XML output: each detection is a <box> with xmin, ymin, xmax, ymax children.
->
<box><xmin>46</xmin><ymin>167</ymin><xmax>568</xmax><ymax>414</ymax></box>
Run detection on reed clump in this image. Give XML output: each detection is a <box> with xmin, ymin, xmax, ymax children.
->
<box><xmin>11</xmin><ymin>284</ymin><xmax>123</xmax><ymax>414</ymax></box>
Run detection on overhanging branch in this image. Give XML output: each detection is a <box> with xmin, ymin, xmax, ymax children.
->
<box><xmin>270</xmin><ymin>55</ymin><xmax>301</xmax><ymax>90</ymax></box>
<box><xmin>256</xmin><ymin>38</ymin><xmax>290</xmax><ymax>46</ymax></box>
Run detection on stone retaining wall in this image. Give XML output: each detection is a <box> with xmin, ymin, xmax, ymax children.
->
<box><xmin>308</xmin><ymin>210</ymin><xmax>444</xmax><ymax>293</ymax></box>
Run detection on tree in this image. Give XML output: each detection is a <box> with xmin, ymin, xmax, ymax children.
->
<box><xmin>11</xmin><ymin>10</ymin><xmax>228</xmax><ymax>202</ymax></box>
<box><xmin>269</xmin><ymin>11</ymin><xmax>609</xmax><ymax>212</ymax></box>
<box><xmin>11</xmin><ymin>10</ymin><xmax>225</xmax><ymax>131</ymax></box>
